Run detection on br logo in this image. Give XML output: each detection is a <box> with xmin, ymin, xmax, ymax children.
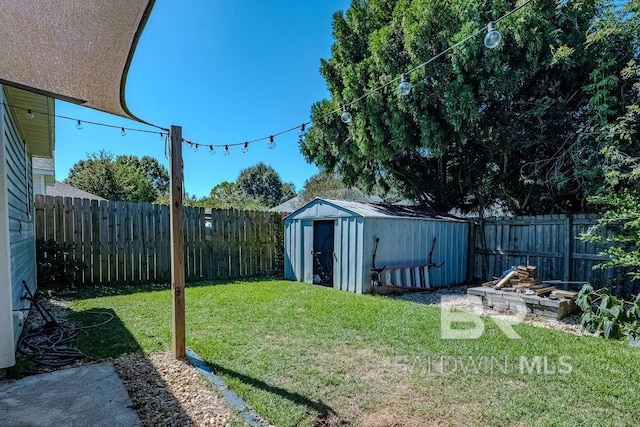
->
<box><xmin>439</xmin><ymin>296</ymin><xmax>523</xmax><ymax>340</ymax></box>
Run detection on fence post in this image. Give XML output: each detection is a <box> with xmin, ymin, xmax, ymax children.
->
<box><xmin>169</xmin><ymin>125</ymin><xmax>186</xmax><ymax>359</ymax></box>
<box><xmin>563</xmin><ymin>214</ymin><xmax>573</xmax><ymax>283</ymax></box>
<box><xmin>466</xmin><ymin>221</ymin><xmax>476</xmax><ymax>282</ymax></box>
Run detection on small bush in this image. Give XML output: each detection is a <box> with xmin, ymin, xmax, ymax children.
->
<box><xmin>577</xmin><ymin>283</ymin><xmax>640</xmax><ymax>347</ymax></box>
<box><xmin>36</xmin><ymin>239</ymin><xmax>87</xmax><ymax>291</ymax></box>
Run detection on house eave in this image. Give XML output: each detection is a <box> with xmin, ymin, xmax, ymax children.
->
<box><xmin>3</xmin><ymin>86</ymin><xmax>54</xmax><ymax>158</ymax></box>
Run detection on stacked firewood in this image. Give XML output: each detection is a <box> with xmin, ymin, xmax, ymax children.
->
<box><xmin>481</xmin><ymin>265</ymin><xmax>577</xmax><ymax>299</ymax></box>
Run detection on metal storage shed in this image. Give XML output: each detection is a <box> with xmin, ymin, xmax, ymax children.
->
<box><xmin>284</xmin><ymin>198</ymin><xmax>469</xmax><ymax>294</ymax></box>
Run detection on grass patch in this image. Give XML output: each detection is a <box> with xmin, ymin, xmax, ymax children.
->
<box><xmin>68</xmin><ymin>280</ymin><xmax>640</xmax><ymax>426</ymax></box>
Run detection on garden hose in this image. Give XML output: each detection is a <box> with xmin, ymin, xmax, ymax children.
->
<box><xmin>17</xmin><ymin>282</ymin><xmax>114</xmax><ymax>367</ymax></box>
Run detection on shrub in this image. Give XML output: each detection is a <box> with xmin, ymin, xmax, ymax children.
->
<box><xmin>577</xmin><ymin>283</ymin><xmax>640</xmax><ymax>347</ymax></box>
<box><xmin>36</xmin><ymin>239</ymin><xmax>87</xmax><ymax>291</ymax></box>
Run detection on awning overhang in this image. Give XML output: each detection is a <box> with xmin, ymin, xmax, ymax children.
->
<box><xmin>0</xmin><ymin>0</ymin><xmax>155</xmax><ymax>122</ymax></box>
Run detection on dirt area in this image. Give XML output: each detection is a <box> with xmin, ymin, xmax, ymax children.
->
<box><xmin>388</xmin><ymin>284</ymin><xmax>586</xmax><ymax>336</ymax></box>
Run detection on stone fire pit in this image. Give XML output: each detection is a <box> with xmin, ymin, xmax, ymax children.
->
<box><xmin>467</xmin><ymin>286</ymin><xmax>579</xmax><ymax>319</ymax></box>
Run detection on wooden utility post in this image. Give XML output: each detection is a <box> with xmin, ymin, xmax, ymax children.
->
<box><xmin>169</xmin><ymin>125</ymin><xmax>186</xmax><ymax>358</ymax></box>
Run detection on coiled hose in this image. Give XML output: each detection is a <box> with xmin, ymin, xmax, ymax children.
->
<box><xmin>17</xmin><ymin>281</ymin><xmax>114</xmax><ymax>367</ymax></box>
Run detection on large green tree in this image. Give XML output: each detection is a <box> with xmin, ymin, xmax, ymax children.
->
<box><xmin>207</xmin><ymin>181</ymin><xmax>263</xmax><ymax>210</ymax></box>
<box><xmin>65</xmin><ymin>151</ymin><xmax>169</xmax><ymax>203</ymax></box>
<box><xmin>580</xmin><ymin>0</ymin><xmax>640</xmax><ymax>281</ymax></box>
<box><xmin>301</xmin><ymin>0</ymin><xmax>635</xmax><ymax>215</ymax></box>
<box><xmin>236</xmin><ymin>162</ymin><xmax>296</xmax><ymax>207</ymax></box>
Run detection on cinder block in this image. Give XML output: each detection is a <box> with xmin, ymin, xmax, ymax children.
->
<box><xmin>540</xmin><ymin>298</ymin><xmax>561</xmax><ymax>308</ymax></box>
<box><xmin>467</xmin><ymin>294</ymin><xmax>484</xmax><ymax>307</ymax></box>
<box><xmin>509</xmin><ymin>301</ymin><xmax>530</xmax><ymax>313</ymax></box>
<box><xmin>533</xmin><ymin>308</ymin><xmax>557</xmax><ymax>318</ymax></box>
<box><xmin>557</xmin><ymin>300</ymin><xmax>578</xmax><ymax>319</ymax></box>
<box><xmin>520</xmin><ymin>295</ymin><xmax>542</xmax><ymax>305</ymax></box>
<box><xmin>467</xmin><ymin>287</ymin><xmax>486</xmax><ymax>296</ymax></box>
<box><xmin>487</xmin><ymin>297</ymin><xmax>509</xmax><ymax>310</ymax></box>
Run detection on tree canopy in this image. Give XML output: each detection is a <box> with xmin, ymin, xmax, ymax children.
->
<box><xmin>579</xmin><ymin>0</ymin><xmax>640</xmax><ymax>280</ymax></box>
<box><xmin>65</xmin><ymin>151</ymin><xmax>169</xmax><ymax>203</ymax></box>
<box><xmin>236</xmin><ymin>162</ymin><xmax>296</xmax><ymax>207</ymax></box>
<box><xmin>301</xmin><ymin>0</ymin><xmax>637</xmax><ymax>215</ymax></box>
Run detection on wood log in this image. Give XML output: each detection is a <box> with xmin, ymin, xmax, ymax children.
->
<box><xmin>495</xmin><ymin>270</ymin><xmax>517</xmax><ymax>290</ymax></box>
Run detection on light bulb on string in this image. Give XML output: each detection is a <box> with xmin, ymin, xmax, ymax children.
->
<box><xmin>192</xmin><ymin>142</ymin><xmax>199</xmax><ymax>152</ymax></box>
<box><xmin>209</xmin><ymin>145</ymin><xmax>215</xmax><ymax>155</ymax></box>
<box><xmin>26</xmin><ymin>109</ymin><xmax>35</xmax><ymax>119</ymax></box>
<box><xmin>300</xmin><ymin>123</ymin><xmax>306</xmax><ymax>134</ymax></box>
<box><xmin>160</xmin><ymin>132</ymin><xmax>164</xmax><ymax>140</ymax></box>
<box><xmin>242</xmin><ymin>142</ymin><xmax>249</xmax><ymax>154</ymax></box>
<box><xmin>484</xmin><ymin>22</ymin><xmax>502</xmax><ymax>49</ymax></box>
<box><xmin>224</xmin><ymin>145</ymin><xmax>230</xmax><ymax>156</ymax></box>
<box><xmin>397</xmin><ymin>74</ymin><xmax>412</xmax><ymax>97</ymax></box>
<box><xmin>268</xmin><ymin>135</ymin><xmax>275</xmax><ymax>149</ymax></box>
<box><xmin>76</xmin><ymin>120</ymin><xmax>83</xmax><ymax>130</ymax></box>
<box><xmin>341</xmin><ymin>106</ymin><xmax>352</xmax><ymax>124</ymax></box>
<box><xmin>121</xmin><ymin>127</ymin><xmax>126</xmax><ymax>137</ymax></box>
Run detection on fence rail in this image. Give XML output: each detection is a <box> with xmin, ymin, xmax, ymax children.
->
<box><xmin>35</xmin><ymin>195</ymin><xmax>283</xmax><ymax>286</ymax></box>
<box><xmin>470</xmin><ymin>214</ymin><xmax>638</xmax><ymax>297</ymax></box>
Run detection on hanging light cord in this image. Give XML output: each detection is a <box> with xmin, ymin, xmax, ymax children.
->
<box><xmin>1</xmin><ymin>102</ymin><xmax>169</xmax><ymax>135</ymax></box>
<box><xmin>2</xmin><ymin>0</ymin><xmax>534</xmax><ymax>153</ymax></box>
<box><xmin>182</xmin><ymin>0</ymin><xmax>535</xmax><ymax>152</ymax></box>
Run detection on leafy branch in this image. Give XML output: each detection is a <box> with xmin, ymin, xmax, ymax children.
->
<box><xmin>576</xmin><ymin>284</ymin><xmax>640</xmax><ymax>347</ymax></box>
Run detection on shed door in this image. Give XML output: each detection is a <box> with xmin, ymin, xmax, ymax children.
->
<box><xmin>313</xmin><ymin>220</ymin><xmax>334</xmax><ymax>286</ymax></box>
<box><xmin>302</xmin><ymin>221</ymin><xmax>314</xmax><ymax>283</ymax></box>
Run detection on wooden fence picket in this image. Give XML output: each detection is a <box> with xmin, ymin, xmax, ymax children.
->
<box><xmin>34</xmin><ymin>195</ymin><xmax>283</xmax><ymax>286</ymax></box>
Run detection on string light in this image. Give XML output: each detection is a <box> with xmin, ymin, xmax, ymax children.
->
<box><xmin>210</xmin><ymin>145</ymin><xmax>215</xmax><ymax>155</ymax></box>
<box><xmin>120</xmin><ymin>127</ymin><xmax>126</xmax><ymax>137</ymax></box>
<box><xmin>341</xmin><ymin>106</ymin><xmax>352</xmax><ymax>124</ymax></box>
<box><xmin>1</xmin><ymin>102</ymin><xmax>167</xmax><ymax>137</ymax></box>
<box><xmin>76</xmin><ymin>120</ymin><xmax>83</xmax><ymax>130</ymax></box>
<box><xmin>484</xmin><ymin>22</ymin><xmax>502</xmax><ymax>49</ymax></box>
<box><xmin>179</xmin><ymin>0</ymin><xmax>533</xmax><ymax>153</ymax></box>
<box><xmin>241</xmin><ymin>141</ymin><xmax>249</xmax><ymax>153</ymax></box>
<box><xmin>268</xmin><ymin>135</ymin><xmax>275</xmax><ymax>149</ymax></box>
<box><xmin>397</xmin><ymin>74</ymin><xmax>411</xmax><ymax>97</ymax></box>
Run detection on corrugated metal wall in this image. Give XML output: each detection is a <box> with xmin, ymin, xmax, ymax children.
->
<box><xmin>333</xmin><ymin>216</ymin><xmax>365</xmax><ymax>293</ymax></box>
<box><xmin>284</xmin><ymin>199</ymin><xmax>469</xmax><ymax>294</ymax></box>
<box><xmin>362</xmin><ymin>218</ymin><xmax>468</xmax><ymax>292</ymax></box>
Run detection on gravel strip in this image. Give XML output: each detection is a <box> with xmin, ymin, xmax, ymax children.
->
<box><xmin>113</xmin><ymin>352</ymin><xmax>241</xmax><ymax>427</ymax></box>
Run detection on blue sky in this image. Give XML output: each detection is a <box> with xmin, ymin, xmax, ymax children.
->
<box><xmin>54</xmin><ymin>1</ymin><xmax>351</xmax><ymax>198</ymax></box>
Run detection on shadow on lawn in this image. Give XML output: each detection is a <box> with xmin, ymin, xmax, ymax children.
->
<box><xmin>69</xmin><ymin>276</ymin><xmax>286</xmax><ymax>299</ymax></box>
<box><xmin>198</xmin><ymin>358</ymin><xmax>350</xmax><ymax>426</ymax></box>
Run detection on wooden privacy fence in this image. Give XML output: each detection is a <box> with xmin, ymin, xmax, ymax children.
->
<box><xmin>35</xmin><ymin>195</ymin><xmax>283</xmax><ymax>285</ymax></box>
<box><xmin>470</xmin><ymin>214</ymin><xmax>639</xmax><ymax>297</ymax></box>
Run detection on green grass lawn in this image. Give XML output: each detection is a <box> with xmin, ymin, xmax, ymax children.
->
<box><xmin>68</xmin><ymin>280</ymin><xmax>640</xmax><ymax>426</ymax></box>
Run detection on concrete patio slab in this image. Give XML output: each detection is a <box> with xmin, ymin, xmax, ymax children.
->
<box><xmin>0</xmin><ymin>362</ymin><xmax>140</xmax><ymax>427</ymax></box>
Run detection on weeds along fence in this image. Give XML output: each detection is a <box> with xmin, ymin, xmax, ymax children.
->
<box><xmin>35</xmin><ymin>195</ymin><xmax>284</xmax><ymax>285</ymax></box>
<box><xmin>470</xmin><ymin>214</ymin><xmax>639</xmax><ymax>298</ymax></box>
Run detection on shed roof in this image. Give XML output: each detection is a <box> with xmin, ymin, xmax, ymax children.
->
<box><xmin>0</xmin><ymin>0</ymin><xmax>154</xmax><ymax>121</ymax></box>
<box><xmin>287</xmin><ymin>198</ymin><xmax>465</xmax><ymax>221</ymax></box>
